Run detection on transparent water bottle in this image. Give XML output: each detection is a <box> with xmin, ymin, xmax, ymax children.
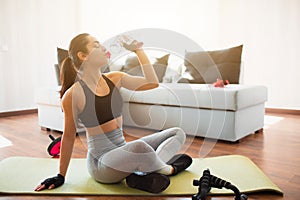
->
<box><xmin>110</xmin><ymin>35</ymin><xmax>143</xmax><ymax>53</ymax></box>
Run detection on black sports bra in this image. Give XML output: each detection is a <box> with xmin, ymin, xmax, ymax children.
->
<box><xmin>78</xmin><ymin>75</ymin><xmax>123</xmax><ymax>128</ymax></box>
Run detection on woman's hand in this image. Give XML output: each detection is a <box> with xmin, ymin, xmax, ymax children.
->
<box><xmin>122</xmin><ymin>40</ymin><xmax>143</xmax><ymax>52</ymax></box>
<box><xmin>34</xmin><ymin>174</ymin><xmax>65</xmax><ymax>191</ymax></box>
<box><xmin>119</xmin><ymin>35</ymin><xmax>143</xmax><ymax>52</ymax></box>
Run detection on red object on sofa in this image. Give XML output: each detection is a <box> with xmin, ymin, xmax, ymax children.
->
<box><xmin>213</xmin><ymin>79</ymin><xmax>230</xmax><ymax>88</ymax></box>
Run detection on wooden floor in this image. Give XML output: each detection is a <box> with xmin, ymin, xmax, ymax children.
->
<box><xmin>0</xmin><ymin>112</ymin><xmax>299</xmax><ymax>200</ymax></box>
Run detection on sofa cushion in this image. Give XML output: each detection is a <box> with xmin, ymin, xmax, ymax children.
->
<box><xmin>180</xmin><ymin>45</ymin><xmax>243</xmax><ymax>84</ymax></box>
<box><xmin>36</xmin><ymin>84</ymin><xmax>267</xmax><ymax>112</ymax></box>
<box><xmin>120</xmin><ymin>83</ymin><xmax>267</xmax><ymax>111</ymax></box>
<box><xmin>121</xmin><ymin>54</ymin><xmax>170</xmax><ymax>82</ymax></box>
<box><xmin>57</xmin><ymin>47</ymin><xmax>69</xmax><ymax>68</ymax></box>
<box><xmin>54</xmin><ymin>64</ymin><xmax>61</xmax><ymax>85</ymax></box>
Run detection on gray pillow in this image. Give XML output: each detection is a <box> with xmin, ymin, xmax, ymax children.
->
<box><xmin>121</xmin><ymin>54</ymin><xmax>170</xmax><ymax>82</ymax></box>
<box><xmin>180</xmin><ymin>45</ymin><xmax>243</xmax><ymax>84</ymax></box>
<box><xmin>54</xmin><ymin>64</ymin><xmax>61</xmax><ymax>85</ymax></box>
<box><xmin>57</xmin><ymin>47</ymin><xmax>69</xmax><ymax>68</ymax></box>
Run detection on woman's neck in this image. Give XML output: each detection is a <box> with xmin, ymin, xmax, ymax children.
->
<box><xmin>80</xmin><ymin>65</ymin><xmax>102</xmax><ymax>87</ymax></box>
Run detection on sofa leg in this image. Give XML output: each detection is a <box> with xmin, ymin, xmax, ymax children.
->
<box><xmin>255</xmin><ymin>128</ymin><xmax>263</xmax><ymax>134</ymax></box>
<box><xmin>41</xmin><ymin>127</ymin><xmax>51</xmax><ymax>131</ymax></box>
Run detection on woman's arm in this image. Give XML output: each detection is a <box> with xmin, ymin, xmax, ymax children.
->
<box><xmin>135</xmin><ymin>49</ymin><xmax>159</xmax><ymax>84</ymax></box>
<box><xmin>59</xmin><ymin>90</ymin><xmax>77</xmax><ymax>177</ymax></box>
<box><xmin>35</xmin><ymin>89</ymin><xmax>77</xmax><ymax>191</ymax></box>
<box><xmin>117</xmin><ymin>48</ymin><xmax>159</xmax><ymax>91</ymax></box>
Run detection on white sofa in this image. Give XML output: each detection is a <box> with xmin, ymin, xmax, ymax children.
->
<box><xmin>121</xmin><ymin>83</ymin><xmax>267</xmax><ymax>142</ymax></box>
<box><xmin>35</xmin><ymin>86</ymin><xmax>83</xmax><ymax>133</ymax></box>
<box><xmin>36</xmin><ymin>83</ymin><xmax>267</xmax><ymax>142</ymax></box>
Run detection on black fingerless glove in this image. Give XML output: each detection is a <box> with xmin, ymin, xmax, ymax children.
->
<box><xmin>41</xmin><ymin>174</ymin><xmax>65</xmax><ymax>189</ymax></box>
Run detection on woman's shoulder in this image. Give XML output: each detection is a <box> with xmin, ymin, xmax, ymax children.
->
<box><xmin>104</xmin><ymin>71</ymin><xmax>126</xmax><ymax>79</ymax></box>
<box><xmin>104</xmin><ymin>71</ymin><xmax>126</xmax><ymax>87</ymax></box>
<box><xmin>61</xmin><ymin>82</ymin><xmax>84</xmax><ymax>108</ymax></box>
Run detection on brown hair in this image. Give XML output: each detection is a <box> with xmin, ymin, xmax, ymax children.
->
<box><xmin>60</xmin><ymin>33</ymin><xmax>90</xmax><ymax>98</ymax></box>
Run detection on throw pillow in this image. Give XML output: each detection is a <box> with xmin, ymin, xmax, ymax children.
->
<box><xmin>56</xmin><ymin>48</ymin><xmax>69</xmax><ymax>86</ymax></box>
<box><xmin>54</xmin><ymin>64</ymin><xmax>61</xmax><ymax>85</ymax></box>
<box><xmin>121</xmin><ymin>54</ymin><xmax>170</xmax><ymax>82</ymax></box>
<box><xmin>180</xmin><ymin>45</ymin><xmax>243</xmax><ymax>84</ymax></box>
<box><xmin>57</xmin><ymin>47</ymin><xmax>69</xmax><ymax>68</ymax></box>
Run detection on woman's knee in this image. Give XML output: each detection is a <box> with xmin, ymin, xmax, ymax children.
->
<box><xmin>128</xmin><ymin>140</ymin><xmax>153</xmax><ymax>153</ymax></box>
<box><xmin>168</xmin><ymin>127</ymin><xmax>186</xmax><ymax>142</ymax></box>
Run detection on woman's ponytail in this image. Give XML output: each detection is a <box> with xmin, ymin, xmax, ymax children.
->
<box><xmin>59</xmin><ymin>57</ymin><xmax>78</xmax><ymax>98</ymax></box>
<box><xmin>59</xmin><ymin>33</ymin><xmax>90</xmax><ymax>98</ymax></box>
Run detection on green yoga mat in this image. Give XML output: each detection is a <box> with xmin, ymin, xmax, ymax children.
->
<box><xmin>0</xmin><ymin>155</ymin><xmax>283</xmax><ymax>196</ymax></box>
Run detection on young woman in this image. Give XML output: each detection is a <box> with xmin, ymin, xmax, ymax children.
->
<box><xmin>35</xmin><ymin>33</ymin><xmax>192</xmax><ymax>193</ymax></box>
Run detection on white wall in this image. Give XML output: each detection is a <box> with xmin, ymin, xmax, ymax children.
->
<box><xmin>81</xmin><ymin>0</ymin><xmax>300</xmax><ymax>109</ymax></box>
<box><xmin>217</xmin><ymin>0</ymin><xmax>300</xmax><ymax>109</ymax></box>
<box><xmin>0</xmin><ymin>0</ymin><xmax>81</xmax><ymax>112</ymax></box>
<box><xmin>0</xmin><ymin>0</ymin><xmax>299</xmax><ymax>112</ymax></box>
<box><xmin>79</xmin><ymin>0</ymin><xmax>220</xmax><ymax>48</ymax></box>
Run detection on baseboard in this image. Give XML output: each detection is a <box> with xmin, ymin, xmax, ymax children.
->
<box><xmin>0</xmin><ymin>109</ymin><xmax>38</xmax><ymax>118</ymax></box>
<box><xmin>1</xmin><ymin>108</ymin><xmax>299</xmax><ymax>118</ymax></box>
<box><xmin>266</xmin><ymin>108</ymin><xmax>300</xmax><ymax>115</ymax></box>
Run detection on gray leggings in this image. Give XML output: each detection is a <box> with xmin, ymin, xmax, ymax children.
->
<box><xmin>87</xmin><ymin>127</ymin><xmax>186</xmax><ymax>183</ymax></box>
